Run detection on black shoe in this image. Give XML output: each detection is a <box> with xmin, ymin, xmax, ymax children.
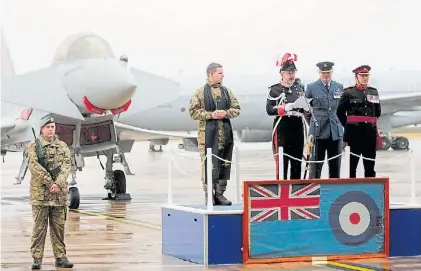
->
<box><xmin>214</xmin><ymin>180</ymin><xmax>232</xmax><ymax>206</ymax></box>
<box><xmin>31</xmin><ymin>258</ymin><xmax>42</xmax><ymax>269</ymax></box>
<box><xmin>55</xmin><ymin>258</ymin><xmax>74</xmax><ymax>268</ymax></box>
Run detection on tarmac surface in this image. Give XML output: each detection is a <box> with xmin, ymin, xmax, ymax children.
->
<box><xmin>1</xmin><ymin>133</ymin><xmax>421</xmax><ymax>270</ymax></box>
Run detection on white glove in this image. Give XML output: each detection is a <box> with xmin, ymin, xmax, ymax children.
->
<box><xmin>285</xmin><ymin>103</ymin><xmax>294</xmax><ymax>111</ymax></box>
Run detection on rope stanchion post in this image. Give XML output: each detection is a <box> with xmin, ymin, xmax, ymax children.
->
<box><xmin>167</xmin><ymin>152</ymin><xmax>173</xmax><ymax>205</ymax></box>
<box><xmin>234</xmin><ymin>146</ymin><xmax>240</xmax><ymax>203</ymax></box>
<box><xmin>206</xmin><ymin>148</ymin><xmax>214</xmax><ymax>211</ymax></box>
<box><xmin>344</xmin><ymin>146</ymin><xmax>350</xmax><ymax>178</ymax></box>
<box><xmin>278</xmin><ymin>146</ymin><xmax>283</xmax><ymax>180</ymax></box>
<box><xmin>409</xmin><ymin>149</ymin><xmax>417</xmax><ymax>204</ymax></box>
<box><xmin>357</xmin><ymin>154</ymin><xmax>364</xmax><ymax>177</ymax></box>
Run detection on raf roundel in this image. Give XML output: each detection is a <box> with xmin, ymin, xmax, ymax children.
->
<box><xmin>328</xmin><ymin>191</ymin><xmax>380</xmax><ymax>246</ymax></box>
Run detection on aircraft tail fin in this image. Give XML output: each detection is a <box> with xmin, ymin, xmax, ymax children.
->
<box><xmin>1</xmin><ymin>29</ymin><xmax>15</xmax><ymax>78</ymax></box>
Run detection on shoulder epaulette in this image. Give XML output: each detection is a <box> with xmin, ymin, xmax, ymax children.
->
<box><xmin>343</xmin><ymin>86</ymin><xmax>353</xmax><ymax>90</ymax></box>
<box><xmin>367</xmin><ymin>86</ymin><xmax>377</xmax><ymax>90</ymax></box>
<box><xmin>269</xmin><ymin>83</ymin><xmax>281</xmax><ymax>89</ymax></box>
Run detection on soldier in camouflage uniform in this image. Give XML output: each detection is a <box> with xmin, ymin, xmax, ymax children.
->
<box><xmin>27</xmin><ymin>117</ymin><xmax>73</xmax><ymax>269</ymax></box>
<box><xmin>189</xmin><ymin>62</ymin><xmax>241</xmax><ymax>205</ymax></box>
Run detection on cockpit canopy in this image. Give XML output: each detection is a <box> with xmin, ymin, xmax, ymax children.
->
<box><xmin>53</xmin><ymin>32</ymin><xmax>115</xmax><ymax>62</ymax></box>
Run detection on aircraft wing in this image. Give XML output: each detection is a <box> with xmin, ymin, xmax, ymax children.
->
<box><xmin>1</xmin><ymin>119</ymin><xmax>16</xmax><ymax>135</ymax></box>
<box><xmin>381</xmin><ymin>92</ymin><xmax>421</xmax><ymax>115</ymax></box>
<box><xmin>115</xmin><ymin>122</ymin><xmax>197</xmax><ymax>140</ymax></box>
<box><xmin>117</xmin><ymin>68</ymin><xmax>181</xmax><ymax>119</ymax></box>
<box><xmin>1</xmin><ymin>67</ymin><xmax>85</xmax><ymax>120</ymax></box>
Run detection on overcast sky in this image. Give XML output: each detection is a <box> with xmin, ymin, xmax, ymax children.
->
<box><xmin>2</xmin><ymin>0</ymin><xmax>421</xmax><ymax>84</ymax></box>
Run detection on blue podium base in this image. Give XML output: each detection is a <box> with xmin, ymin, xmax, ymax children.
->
<box><xmin>161</xmin><ymin>203</ymin><xmax>243</xmax><ymax>265</ymax></box>
<box><xmin>389</xmin><ymin>203</ymin><xmax>421</xmax><ymax>257</ymax></box>
<box><xmin>161</xmin><ymin>202</ymin><xmax>421</xmax><ymax>265</ymax></box>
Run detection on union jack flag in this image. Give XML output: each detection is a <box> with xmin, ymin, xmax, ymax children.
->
<box><xmin>249</xmin><ymin>183</ymin><xmax>320</xmax><ymax>222</ymax></box>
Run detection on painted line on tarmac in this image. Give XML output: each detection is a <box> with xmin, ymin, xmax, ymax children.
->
<box><xmin>326</xmin><ymin>261</ymin><xmax>389</xmax><ymax>271</ymax></box>
<box><xmin>70</xmin><ymin>209</ymin><xmax>161</xmax><ymax>230</ymax></box>
<box><xmin>340</xmin><ymin>262</ymin><xmax>390</xmax><ymax>271</ymax></box>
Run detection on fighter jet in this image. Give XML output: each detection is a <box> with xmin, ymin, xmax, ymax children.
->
<box><xmin>1</xmin><ymin>31</ymin><xmax>181</xmax><ymax>209</ymax></box>
<box><xmin>113</xmin><ymin>72</ymin><xmax>421</xmax><ymax>152</ymax></box>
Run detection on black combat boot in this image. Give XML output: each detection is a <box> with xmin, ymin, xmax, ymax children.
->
<box><xmin>55</xmin><ymin>257</ymin><xmax>74</xmax><ymax>268</ymax></box>
<box><xmin>214</xmin><ymin>180</ymin><xmax>232</xmax><ymax>206</ymax></box>
<box><xmin>31</xmin><ymin>258</ymin><xmax>42</xmax><ymax>269</ymax></box>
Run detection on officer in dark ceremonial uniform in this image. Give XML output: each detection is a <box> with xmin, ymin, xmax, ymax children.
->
<box><xmin>266</xmin><ymin>53</ymin><xmax>310</xmax><ymax>180</ymax></box>
<box><xmin>337</xmin><ymin>65</ymin><xmax>382</xmax><ymax>178</ymax></box>
<box><xmin>305</xmin><ymin>61</ymin><xmax>344</xmax><ymax>179</ymax></box>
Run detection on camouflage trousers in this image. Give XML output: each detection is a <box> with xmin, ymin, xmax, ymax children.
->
<box><xmin>199</xmin><ymin>145</ymin><xmax>226</xmax><ymax>193</ymax></box>
<box><xmin>30</xmin><ymin>205</ymin><xmax>67</xmax><ymax>259</ymax></box>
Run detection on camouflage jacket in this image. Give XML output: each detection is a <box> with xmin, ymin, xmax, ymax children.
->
<box><xmin>188</xmin><ymin>83</ymin><xmax>241</xmax><ymax>146</ymax></box>
<box><xmin>27</xmin><ymin>135</ymin><xmax>71</xmax><ymax>206</ymax></box>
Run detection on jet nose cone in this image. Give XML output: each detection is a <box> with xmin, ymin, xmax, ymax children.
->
<box><xmin>84</xmin><ymin>59</ymin><xmax>137</xmax><ymax>109</ymax></box>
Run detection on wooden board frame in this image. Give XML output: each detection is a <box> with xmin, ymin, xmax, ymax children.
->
<box><xmin>242</xmin><ymin>177</ymin><xmax>390</xmax><ymax>264</ymax></box>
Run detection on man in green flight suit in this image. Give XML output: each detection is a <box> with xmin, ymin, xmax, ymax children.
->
<box><xmin>27</xmin><ymin>116</ymin><xmax>74</xmax><ymax>269</ymax></box>
<box><xmin>189</xmin><ymin>62</ymin><xmax>241</xmax><ymax>205</ymax></box>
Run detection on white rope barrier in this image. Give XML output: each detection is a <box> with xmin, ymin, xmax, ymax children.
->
<box><xmin>166</xmin><ymin>145</ymin><xmax>418</xmax><ymax>210</ymax></box>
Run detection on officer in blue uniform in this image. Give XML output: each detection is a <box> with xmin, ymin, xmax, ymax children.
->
<box><xmin>305</xmin><ymin>61</ymin><xmax>344</xmax><ymax>179</ymax></box>
<box><xmin>337</xmin><ymin>65</ymin><xmax>382</xmax><ymax>178</ymax></box>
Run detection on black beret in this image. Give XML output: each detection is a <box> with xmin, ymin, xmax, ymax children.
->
<box><xmin>40</xmin><ymin>117</ymin><xmax>55</xmax><ymax>127</ymax></box>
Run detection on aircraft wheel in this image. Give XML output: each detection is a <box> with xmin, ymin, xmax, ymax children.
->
<box><xmin>149</xmin><ymin>144</ymin><xmax>162</xmax><ymax>152</ymax></box>
<box><xmin>113</xmin><ymin>169</ymin><xmax>127</xmax><ymax>194</ymax></box>
<box><xmin>393</xmin><ymin>136</ymin><xmax>409</xmax><ymax>150</ymax></box>
<box><xmin>68</xmin><ymin>187</ymin><xmax>80</xmax><ymax>209</ymax></box>
<box><xmin>381</xmin><ymin>136</ymin><xmax>392</xmax><ymax>150</ymax></box>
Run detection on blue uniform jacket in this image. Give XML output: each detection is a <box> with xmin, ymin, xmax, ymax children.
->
<box><xmin>305</xmin><ymin>79</ymin><xmax>344</xmax><ymax>141</ymax></box>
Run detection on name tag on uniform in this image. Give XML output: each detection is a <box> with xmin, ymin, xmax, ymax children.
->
<box><xmin>333</xmin><ymin>88</ymin><xmax>343</xmax><ymax>99</ymax></box>
<box><xmin>367</xmin><ymin>95</ymin><xmax>380</xmax><ymax>103</ymax></box>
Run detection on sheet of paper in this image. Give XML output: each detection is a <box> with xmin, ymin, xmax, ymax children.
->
<box><xmin>293</xmin><ymin>96</ymin><xmax>312</xmax><ymax>111</ymax></box>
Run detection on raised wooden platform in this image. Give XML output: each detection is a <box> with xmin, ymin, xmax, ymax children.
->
<box><xmin>162</xmin><ymin>177</ymin><xmax>421</xmax><ymax>266</ymax></box>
